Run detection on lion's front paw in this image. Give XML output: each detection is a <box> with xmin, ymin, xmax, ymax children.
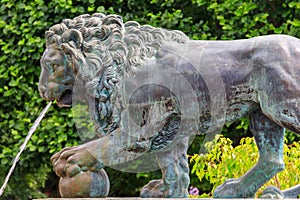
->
<box><xmin>214</xmin><ymin>178</ymin><xmax>251</xmax><ymax>198</ymax></box>
<box><xmin>50</xmin><ymin>146</ymin><xmax>77</xmax><ymax>177</ymax></box>
<box><xmin>140</xmin><ymin>179</ymin><xmax>164</xmax><ymax>198</ymax></box>
<box><xmin>140</xmin><ymin>179</ymin><xmax>188</xmax><ymax>198</ymax></box>
<box><xmin>50</xmin><ymin>144</ymin><xmax>102</xmax><ymax>178</ymax></box>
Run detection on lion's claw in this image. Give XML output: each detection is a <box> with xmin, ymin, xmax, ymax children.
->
<box><xmin>65</xmin><ymin>164</ymin><xmax>81</xmax><ymax>177</ymax></box>
<box><xmin>51</xmin><ymin>143</ymin><xmax>105</xmax><ymax>178</ymax></box>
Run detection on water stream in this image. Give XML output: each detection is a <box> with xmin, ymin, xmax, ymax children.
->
<box><xmin>0</xmin><ymin>101</ymin><xmax>52</xmax><ymax>196</ymax></box>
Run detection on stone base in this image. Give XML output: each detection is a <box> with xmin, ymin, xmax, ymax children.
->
<box><xmin>34</xmin><ymin>198</ymin><xmax>198</xmax><ymax>200</ymax></box>
<box><xmin>33</xmin><ymin>198</ymin><xmax>299</xmax><ymax>200</ymax></box>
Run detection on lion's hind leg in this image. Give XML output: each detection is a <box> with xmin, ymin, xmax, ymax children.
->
<box><xmin>262</xmin><ymin>98</ymin><xmax>300</xmax><ymax>198</ymax></box>
<box><xmin>282</xmin><ymin>184</ymin><xmax>300</xmax><ymax>198</ymax></box>
<box><xmin>214</xmin><ymin>109</ymin><xmax>285</xmax><ymax>198</ymax></box>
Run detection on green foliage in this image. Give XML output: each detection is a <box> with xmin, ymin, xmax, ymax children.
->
<box><xmin>191</xmin><ymin>0</ymin><xmax>300</xmax><ymax>40</ymax></box>
<box><xmin>190</xmin><ymin>135</ymin><xmax>300</xmax><ymax>198</ymax></box>
<box><xmin>0</xmin><ymin>0</ymin><xmax>81</xmax><ymax>199</ymax></box>
<box><xmin>1</xmin><ymin>0</ymin><xmax>300</xmax><ymax>198</ymax></box>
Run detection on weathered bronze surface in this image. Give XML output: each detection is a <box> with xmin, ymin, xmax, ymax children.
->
<box><xmin>39</xmin><ymin>13</ymin><xmax>300</xmax><ymax>198</ymax></box>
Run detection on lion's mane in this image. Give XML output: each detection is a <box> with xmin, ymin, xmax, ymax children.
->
<box><xmin>45</xmin><ymin>13</ymin><xmax>188</xmax><ymax>135</ymax></box>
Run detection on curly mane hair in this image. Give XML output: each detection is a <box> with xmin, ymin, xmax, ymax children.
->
<box><xmin>45</xmin><ymin>13</ymin><xmax>189</xmax><ymax>135</ymax></box>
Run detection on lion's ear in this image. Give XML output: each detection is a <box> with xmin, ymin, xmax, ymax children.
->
<box><xmin>61</xmin><ymin>29</ymin><xmax>83</xmax><ymax>49</ymax></box>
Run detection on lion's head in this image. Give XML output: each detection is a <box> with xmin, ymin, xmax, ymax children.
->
<box><xmin>39</xmin><ymin>13</ymin><xmax>188</xmax><ymax>133</ymax></box>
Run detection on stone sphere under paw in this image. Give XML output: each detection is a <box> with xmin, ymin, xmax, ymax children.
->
<box><xmin>59</xmin><ymin>169</ymin><xmax>110</xmax><ymax>198</ymax></box>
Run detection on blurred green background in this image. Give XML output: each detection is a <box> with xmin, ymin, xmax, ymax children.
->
<box><xmin>1</xmin><ymin>0</ymin><xmax>300</xmax><ymax>199</ymax></box>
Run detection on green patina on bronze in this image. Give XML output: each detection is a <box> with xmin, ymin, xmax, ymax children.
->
<box><xmin>38</xmin><ymin>13</ymin><xmax>300</xmax><ymax>198</ymax></box>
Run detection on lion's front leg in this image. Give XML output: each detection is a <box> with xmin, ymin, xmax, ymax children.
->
<box><xmin>141</xmin><ymin>138</ymin><xmax>190</xmax><ymax>198</ymax></box>
<box><xmin>140</xmin><ymin>157</ymin><xmax>189</xmax><ymax>198</ymax></box>
<box><xmin>162</xmin><ymin>153</ymin><xmax>190</xmax><ymax>198</ymax></box>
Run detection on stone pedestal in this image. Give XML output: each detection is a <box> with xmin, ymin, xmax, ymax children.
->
<box><xmin>34</xmin><ymin>198</ymin><xmax>299</xmax><ymax>200</ymax></box>
<box><xmin>35</xmin><ymin>198</ymin><xmax>204</xmax><ymax>200</ymax></box>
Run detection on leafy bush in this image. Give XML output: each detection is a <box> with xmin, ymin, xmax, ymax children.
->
<box><xmin>190</xmin><ymin>135</ymin><xmax>300</xmax><ymax>198</ymax></box>
<box><xmin>1</xmin><ymin>0</ymin><xmax>300</xmax><ymax>199</ymax></box>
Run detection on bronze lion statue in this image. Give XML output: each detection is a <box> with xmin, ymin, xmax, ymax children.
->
<box><xmin>39</xmin><ymin>13</ymin><xmax>300</xmax><ymax>198</ymax></box>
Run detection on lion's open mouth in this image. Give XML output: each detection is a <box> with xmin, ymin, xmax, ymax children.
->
<box><xmin>57</xmin><ymin>90</ymin><xmax>73</xmax><ymax>107</ymax></box>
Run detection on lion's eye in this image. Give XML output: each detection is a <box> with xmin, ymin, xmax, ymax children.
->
<box><xmin>52</xmin><ymin>64</ymin><xmax>59</xmax><ymax>71</ymax></box>
<box><xmin>48</xmin><ymin>64</ymin><xmax>59</xmax><ymax>73</ymax></box>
